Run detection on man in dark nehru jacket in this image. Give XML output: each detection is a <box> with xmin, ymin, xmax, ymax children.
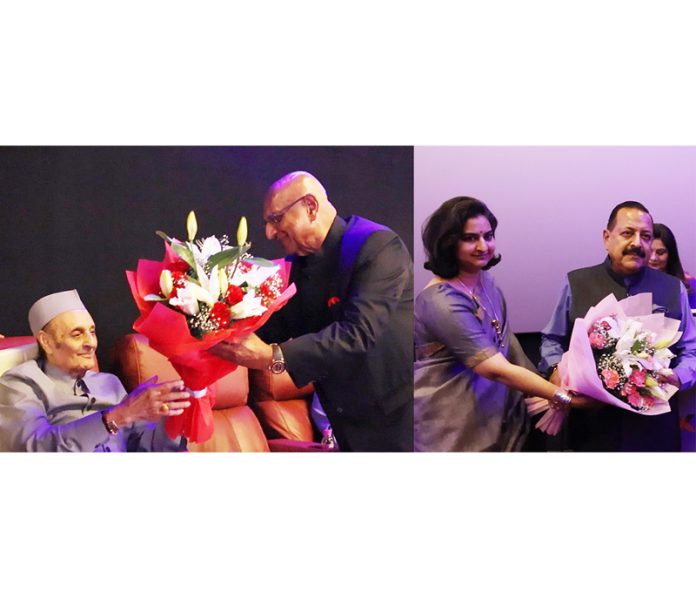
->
<box><xmin>210</xmin><ymin>171</ymin><xmax>414</xmax><ymax>452</ymax></box>
<box><xmin>539</xmin><ymin>201</ymin><xmax>696</xmax><ymax>451</ymax></box>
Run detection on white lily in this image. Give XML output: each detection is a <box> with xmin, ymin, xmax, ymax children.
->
<box><xmin>187</xmin><ymin>281</ymin><xmax>216</xmax><ymax>307</ymax></box>
<box><xmin>187</xmin><ymin>211</ymin><xmax>198</xmax><ymax>242</ymax></box>
<box><xmin>646</xmin><ymin>384</ymin><xmax>669</xmax><ymax>402</ymax></box>
<box><xmin>193</xmin><ymin>262</ymin><xmax>220</xmax><ymax>305</ymax></box>
<box><xmin>599</xmin><ymin>316</ymin><xmax>621</xmax><ymax>339</ymax></box>
<box><xmin>218</xmin><ymin>267</ymin><xmax>229</xmax><ymax>295</ymax></box>
<box><xmin>169</xmin><ymin>285</ymin><xmax>200</xmax><ymax>316</ymax></box>
<box><xmin>229</xmin><ymin>263</ymin><xmax>278</xmax><ymax>288</ymax></box>
<box><xmin>654</xmin><ymin>329</ymin><xmax>683</xmax><ymax>350</ymax></box>
<box><xmin>160</xmin><ymin>269</ymin><xmax>173</xmax><ymax>297</ymax></box>
<box><xmin>615</xmin><ymin>320</ymin><xmax>643</xmax><ymax>354</ymax></box>
<box><xmin>229</xmin><ymin>290</ymin><xmax>266</xmax><ymax>319</ymax></box>
<box><xmin>237</xmin><ymin>216</ymin><xmax>248</xmax><ymax>247</ymax></box>
<box><xmin>192</xmin><ymin>236</ymin><xmax>223</xmax><ymax>268</ymax></box>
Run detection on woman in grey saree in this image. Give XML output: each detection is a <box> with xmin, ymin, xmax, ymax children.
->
<box><xmin>414</xmin><ymin>197</ymin><xmax>572</xmax><ymax>452</ymax></box>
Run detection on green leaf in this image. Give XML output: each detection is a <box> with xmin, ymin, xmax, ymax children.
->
<box><xmin>207</xmin><ymin>247</ymin><xmax>243</xmax><ymax>270</ymax></box>
<box><xmin>170</xmin><ymin>242</ymin><xmax>197</xmax><ymax>270</ymax></box>
<box><xmin>245</xmin><ymin>256</ymin><xmax>275</xmax><ymax>268</ymax></box>
<box><xmin>155</xmin><ymin>230</ymin><xmax>173</xmax><ymax>243</ymax></box>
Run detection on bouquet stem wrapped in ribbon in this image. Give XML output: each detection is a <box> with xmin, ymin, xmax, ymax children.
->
<box><xmin>526</xmin><ymin>292</ymin><xmax>682</xmax><ymax>435</ymax></box>
<box><xmin>126</xmin><ymin>212</ymin><xmax>295</xmax><ymax>444</ymax></box>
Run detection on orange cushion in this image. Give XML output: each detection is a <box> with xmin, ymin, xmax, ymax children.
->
<box><xmin>112</xmin><ymin>334</ymin><xmax>248</xmax><ymax>409</ymax></box>
<box><xmin>188</xmin><ymin>406</ymin><xmax>269</xmax><ymax>452</ymax></box>
<box><xmin>248</xmin><ymin>369</ymin><xmax>313</xmax><ymax>402</ymax></box>
<box><xmin>213</xmin><ymin>367</ymin><xmax>249</xmax><ymax>410</ymax></box>
<box><xmin>252</xmin><ymin>398</ymin><xmax>314</xmax><ymax>441</ymax></box>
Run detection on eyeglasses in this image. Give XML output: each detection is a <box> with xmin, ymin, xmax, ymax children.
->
<box><xmin>265</xmin><ymin>194</ymin><xmax>310</xmax><ymax>226</ymax></box>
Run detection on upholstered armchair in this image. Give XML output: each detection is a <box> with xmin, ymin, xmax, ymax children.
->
<box><xmin>0</xmin><ymin>336</ymin><xmax>38</xmax><ymax>376</ymax></box>
<box><xmin>112</xmin><ymin>334</ymin><xmax>270</xmax><ymax>451</ymax></box>
<box><xmin>247</xmin><ymin>369</ymin><xmax>322</xmax><ymax>451</ymax></box>
<box><xmin>112</xmin><ymin>334</ymin><xmax>325</xmax><ymax>452</ymax></box>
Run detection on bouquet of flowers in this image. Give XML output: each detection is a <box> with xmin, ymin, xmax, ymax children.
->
<box><xmin>526</xmin><ymin>293</ymin><xmax>682</xmax><ymax>435</ymax></box>
<box><xmin>126</xmin><ymin>211</ymin><xmax>296</xmax><ymax>443</ymax></box>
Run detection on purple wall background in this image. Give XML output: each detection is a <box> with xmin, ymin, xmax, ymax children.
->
<box><xmin>415</xmin><ymin>146</ymin><xmax>696</xmax><ymax>332</ymax></box>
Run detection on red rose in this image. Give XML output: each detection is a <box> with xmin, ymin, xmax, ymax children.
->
<box><xmin>225</xmin><ymin>285</ymin><xmax>244</xmax><ymax>306</ymax></box>
<box><xmin>210</xmin><ymin>302</ymin><xmax>231</xmax><ymax>328</ymax></box>
<box><xmin>169</xmin><ymin>260</ymin><xmax>190</xmax><ymax>273</ymax></box>
<box><xmin>172</xmin><ymin>271</ymin><xmax>188</xmax><ymax>287</ymax></box>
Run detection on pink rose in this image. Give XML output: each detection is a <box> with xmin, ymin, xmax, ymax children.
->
<box><xmin>589</xmin><ymin>331</ymin><xmax>607</xmax><ymax>349</ymax></box>
<box><xmin>628</xmin><ymin>369</ymin><xmax>646</xmax><ymax>387</ymax></box>
<box><xmin>627</xmin><ymin>391</ymin><xmax>644</xmax><ymax>409</ymax></box>
<box><xmin>601</xmin><ymin>368</ymin><xmax>620</xmax><ymax>389</ymax></box>
<box><xmin>621</xmin><ymin>382</ymin><xmax>636</xmax><ymax>397</ymax></box>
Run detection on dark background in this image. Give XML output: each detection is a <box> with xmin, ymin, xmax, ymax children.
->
<box><xmin>0</xmin><ymin>146</ymin><xmax>414</xmax><ymax>370</ymax></box>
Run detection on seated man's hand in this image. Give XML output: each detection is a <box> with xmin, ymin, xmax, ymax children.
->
<box><xmin>110</xmin><ymin>378</ymin><xmax>192</xmax><ymax>427</ymax></box>
<box><xmin>208</xmin><ymin>333</ymin><xmax>273</xmax><ymax>370</ymax></box>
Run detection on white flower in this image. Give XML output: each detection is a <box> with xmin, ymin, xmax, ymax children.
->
<box><xmin>229</xmin><ymin>263</ymin><xmax>278</xmax><ymax>288</ymax></box>
<box><xmin>237</xmin><ymin>216</ymin><xmax>248</xmax><ymax>247</ymax></box>
<box><xmin>160</xmin><ymin>269</ymin><xmax>173</xmax><ymax>297</ymax></box>
<box><xmin>169</xmin><ymin>285</ymin><xmax>200</xmax><ymax>316</ymax></box>
<box><xmin>218</xmin><ymin>267</ymin><xmax>229</xmax><ymax>295</ymax></box>
<box><xmin>188</xmin><ymin>277</ymin><xmax>216</xmax><ymax>306</ymax></box>
<box><xmin>615</xmin><ymin>319</ymin><xmax>643</xmax><ymax>354</ymax></box>
<box><xmin>192</xmin><ymin>236</ymin><xmax>224</xmax><ymax>268</ymax></box>
<box><xmin>193</xmin><ymin>262</ymin><xmax>219</xmax><ymax>304</ymax></box>
<box><xmin>186</xmin><ymin>211</ymin><xmax>198</xmax><ymax>242</ymax></box>
<box><xmin>599</xmin><ymin>316</ymin><xmax>621</xmax><ymax>339</ymax></box>
<box><xmin>229</xmin><ymin>290</ymin><xmax>266</xmax><ymax>319</ymax></box>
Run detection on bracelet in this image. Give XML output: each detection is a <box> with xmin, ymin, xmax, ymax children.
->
<box><xmin>550</xmin><ymin>389</ymin><xmax>573</xmax><ymax>409</ymax></box>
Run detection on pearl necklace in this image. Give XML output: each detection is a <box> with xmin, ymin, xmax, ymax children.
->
<box><xmin>450</xmin><ymin>275</ymin><xmax>505</xmax><ymax>347</ymax></box>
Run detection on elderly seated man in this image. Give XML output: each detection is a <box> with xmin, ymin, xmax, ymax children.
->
<box><xmin>0</xmin><ymin>290</ymin><xmax>191</xmax><ymax>452</ymax></box>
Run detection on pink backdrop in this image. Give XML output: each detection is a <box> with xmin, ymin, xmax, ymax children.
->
<box><xmin>414</xmin><ymin>146</ymin><xmax>696</xmax><ymax>332</ymax></box>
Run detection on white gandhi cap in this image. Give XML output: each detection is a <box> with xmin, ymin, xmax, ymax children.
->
<box><xmin>28</xmin><ymin>290</ymin><xmax>88</xmax><ymax>336</ymax></box>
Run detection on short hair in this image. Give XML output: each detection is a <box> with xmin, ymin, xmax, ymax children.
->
<box><xmin>653</xmin><ymin>223</ymin><xmax>686</xmax><ymax>283</ymax></box>
<box><xmin>606</xmin><ymin>201</ymin><xmax>651</xmax><ymax>230</ymax></box>
<box><xmin>422</xmin><ymin>196</ymin><xmax>501</xmax><ymax>279</ymax></box>
<box><xmin>36</xmin><ymin>320</ymin><xmax>56</xmax><ymax>363</ymax></box>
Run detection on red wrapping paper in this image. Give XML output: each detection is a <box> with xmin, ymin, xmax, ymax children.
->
<box><xmin>126</xmin><ymin>245</ymin><xmax>295</xmax><ymax>443</ymax></box>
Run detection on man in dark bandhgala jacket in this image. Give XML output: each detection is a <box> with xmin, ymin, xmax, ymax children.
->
<box><xmin>539</xmin><ymin>201</ymin><xmax>696</xmax><ymax>451</ymax></box>
<box><xmin>210</xmin><ymin>171</ymin><xmax>413</xmax><ymax>452</ymax></box>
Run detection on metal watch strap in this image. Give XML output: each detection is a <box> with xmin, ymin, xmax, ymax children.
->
<box><xmin>269</xmin><ymin>343</ymin><xmax>286</xmax><ymax>374</ymax></box>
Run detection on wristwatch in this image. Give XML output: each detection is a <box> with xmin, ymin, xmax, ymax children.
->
<box><xmin>268</xmin><ymin>343</ymin><xmax>286</xmax><ymax>374</ymax></box>
<box><xmin>101</xmin><ymin>410</ymin><xmax>119</xmax><ymax>435</ymax></box>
